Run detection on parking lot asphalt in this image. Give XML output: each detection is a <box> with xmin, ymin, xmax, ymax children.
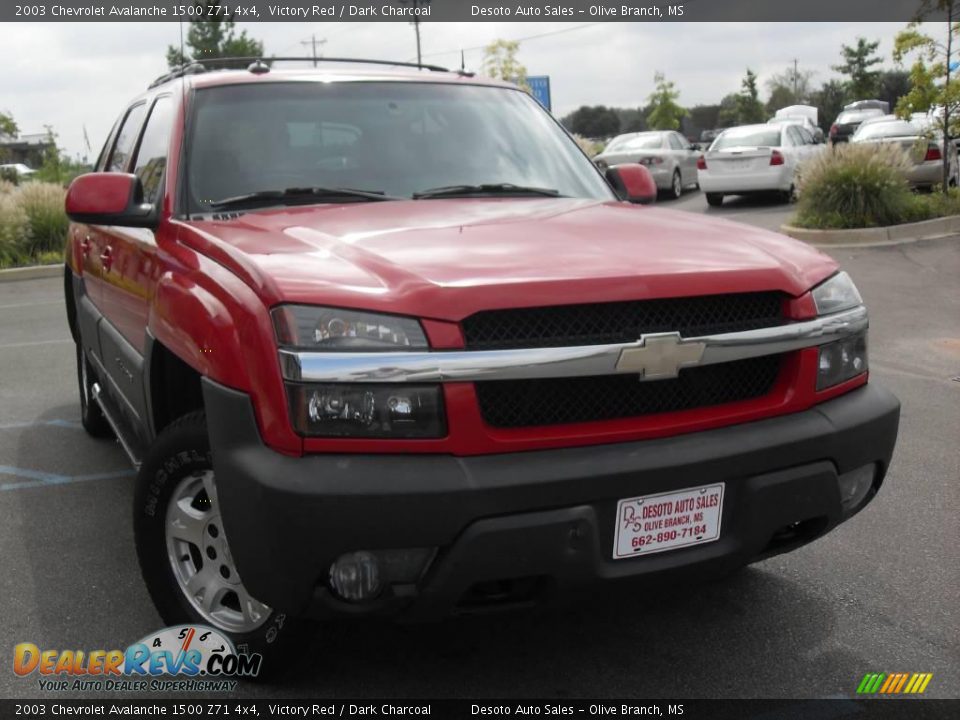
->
<box><xmin>1</xmin><ymin>238</ymin><xmax>958</xmax><ymax>700</ymax></box>
<box><xmin>670</xmin><ymin>188</ymin><xmax>796</xmax><ymax>231</ymax></box>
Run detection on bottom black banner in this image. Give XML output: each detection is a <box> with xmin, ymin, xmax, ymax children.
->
<box><xmin>2</xmin><ymin>699</ymin><xmax>959</xmax><ymax>720</ymax></box>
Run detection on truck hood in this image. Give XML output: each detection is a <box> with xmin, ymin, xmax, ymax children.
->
<box><xmin>179</xmin><ymin>199</ymin><xmax>836</xmax><ymax>320</ymax></box>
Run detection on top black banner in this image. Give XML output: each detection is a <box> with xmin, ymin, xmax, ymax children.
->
<box><xmin>0</xmin><ymin>0</ymin><xmax>951</xmax><ymax>23</ymax></box>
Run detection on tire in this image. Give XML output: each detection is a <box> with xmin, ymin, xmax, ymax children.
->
<box><xmin>706</xmin><ymin>193</ymin><xmax>724</xmax><ymax>207</ymax></box>
<box><xmin>781</xmin><ymin>185</ymin><xmax>796</xmax><ymax>203</ymax></box>
<box><xmin>76</xmin><ymin>343</ymin><xmax>113</xmax><ymax>438</ymax></box>
<box><xmin>669</xmin><ymin>169</ymin><xmax>683</xmax><ymax>200</ymax></box>
<box><xmin>134</xmin><ymin>411</ymin><xmax>304</xmax><ymax>676</ymax></box>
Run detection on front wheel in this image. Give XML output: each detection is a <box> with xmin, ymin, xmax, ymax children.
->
<box><xmin>706</xmin><ymin>193</ymin><xmax>724</xmax><ymax>207</ymax></box>
<box><xmin>133</xmin><ymin>411</ymin><xmax>302</xmax><ymax>672</ymax></box>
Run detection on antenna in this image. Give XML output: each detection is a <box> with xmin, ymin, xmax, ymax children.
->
<box><xmin>179</xmin><ymin>19</ymin><xmax>190</xmax><ymax>221</ymax></box>
<box><xmin>461</xmin><ymin>49</ymin><xmax>465</xmax><ymax>72</ymax></box>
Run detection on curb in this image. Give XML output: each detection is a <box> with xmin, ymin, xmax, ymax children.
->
<box><xmin>0</xmin><ymin>264</ymin><xmax>62</xmax><ymax>283</ymax></box>
<box><xmin>781</xmin><ymin>215</ymin><xmax>960</xmax><ymax>247</ymax></box>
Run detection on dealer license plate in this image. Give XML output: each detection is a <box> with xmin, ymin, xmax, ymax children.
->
<box><xmin>613</xmin><ymin>483</ymin><xmax>725</xmax><ymax>559</ymax></box>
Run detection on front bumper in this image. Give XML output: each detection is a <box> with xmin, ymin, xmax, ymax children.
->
<box><xmin>203</xmin><ymin>379</ymin><xmax>899</xmax><ymax>620</ymax></box>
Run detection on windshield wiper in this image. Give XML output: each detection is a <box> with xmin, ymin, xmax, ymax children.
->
<box><xmin>208</xmin><ymin>186</ymin><xmax>401</xmax><ymax>210</ymax></box>
<box><xmin>412</xmin><ymin>183</ymin><xmax>562</xmax><ymax>199</ymax></box>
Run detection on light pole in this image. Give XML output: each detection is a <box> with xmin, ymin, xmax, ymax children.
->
<box><xmin>399</xmin><ymin>0</ymin><xmax>431</xmax><ymax>66</ymax></box>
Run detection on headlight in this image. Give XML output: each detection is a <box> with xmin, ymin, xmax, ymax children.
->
<box><xmin>286</xmin><ymin>383</ymin><xmax>446</xmax><ymax>438</ymax></box>
<box><xmin>272</xmin><ymin>305</ymin><xmax>427</xmax><ymax>351</ymax></box>
<box><xmin>817</xmin><ymin>331</ymin><xmax>868</xmax><ymax>390</ymax></box>
<box><xmin>274</xmin><ymin>306</ymin><xmax>444</xmax><ymax>438</ymax></box>
<box><xmin>812</xmin><ymin>272</ymin><xmax>862</xmax><ymax>315</ymax></box>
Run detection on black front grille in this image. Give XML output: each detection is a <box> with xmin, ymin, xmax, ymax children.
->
<box><xmin>475</xmin><ymin>355</ymin><xmax>782</xmax><ymax>428</ymax></box>
<box><xmin>462</xmin><ymin>292</ymin><xmax>785</xmax><ymax>350</ymax></box>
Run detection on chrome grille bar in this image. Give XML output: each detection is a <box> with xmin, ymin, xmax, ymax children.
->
<box><xmin>278</xmin><ymin>305</ymin><xmax>868</xmax><ymax>384</ymax></box>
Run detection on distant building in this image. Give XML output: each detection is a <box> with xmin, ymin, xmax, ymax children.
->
<box><xmin>0</xmin><ymin>132</ymin><xmax>54</xmax><ymax>168</ymax></box>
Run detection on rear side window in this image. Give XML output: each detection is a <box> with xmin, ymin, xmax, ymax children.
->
<box><xmin>668</xmin><ymin>134</ymin><xmax>685</xmax><ymax>150</ymax></box>
<box><xmin>132</xmin><ymin>97</ymin><xmax>173</xmax><ymax>206</ymax></box>
<box><xmin>106</xmin><ymin>103</ymin><xmax>147</xmax><ymax>172</ymax></box>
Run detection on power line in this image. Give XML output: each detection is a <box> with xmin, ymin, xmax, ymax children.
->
<box><xmin>416</xmin><ymin>23</ymin><xmax>601</xmax><ymax>62</ymax></box>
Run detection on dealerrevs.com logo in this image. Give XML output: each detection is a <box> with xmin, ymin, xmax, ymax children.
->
<box><xmin>13</xmin><ymin>625</ymin><xmax>261</xmax><ymax>692</ymax></box>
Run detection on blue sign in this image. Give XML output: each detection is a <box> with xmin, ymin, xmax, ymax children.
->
<box><xmin>527</xmin><ymin>75</ymin><xmax>552</xmax><ymax>111</ymax></box>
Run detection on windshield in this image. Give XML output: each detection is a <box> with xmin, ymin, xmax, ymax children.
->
<box><xmin>853</xmin><ymin>121</ymin><xmax>919</xmax><ymax>140</ymax></box>
<box><xmin>711</xmin><ymin>127</ymin><xmax>782</xmax><ymax>150</ymax></box>
<box><xmin>185</xmin><ymin>81</ymin><xmax>612</xmax><ymax>212</ymax></box>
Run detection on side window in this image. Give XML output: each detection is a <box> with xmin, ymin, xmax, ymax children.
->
<box><xmin>106</xmin><ymin>103</ymin><xmax>147</xmax><ymax>172</ymax></box>
<box><xmin>131</xmin><ymin>97</ymin><xmax>173</xmax><ymax>206</ymax></box>
<box><xmin>668</xmin><ymin>134</ymin><xmax>684</xmax><ymax>150</ymax></box>
<box><xmin>797</xmin><ymin>126</ymin><xmax>814</xmax><ymax>145</ymax></box>
<box><xmin>783</xmin><ymin>127</ymin><xmax>797</xmax><ymax>147</ymax></box>
<box><xmin>95</xmin><ymin>117</ymin><xmax>122</xmax><ymax>171</ymax></box>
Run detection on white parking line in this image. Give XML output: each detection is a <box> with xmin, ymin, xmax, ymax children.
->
<box><xmin>0</xmin><ymin>300</ymin><xmax>63</xmax><ymax>310</ymax></box>
<box><xmin>0</xmin><ymin>338</ymin><xmax>72</xmax><ymax>349</ymax></box>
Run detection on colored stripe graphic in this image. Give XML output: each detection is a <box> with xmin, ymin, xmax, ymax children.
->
<box><xmin>858</xmin><ymin>672</ymin><xmax>932</xmax><ymax>694</ymax></box>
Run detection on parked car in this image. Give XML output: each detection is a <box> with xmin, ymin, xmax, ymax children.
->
<box><xmin>696</xmin><ymin>123</ymin><xmax>822</xmax><ymax>206</ymax></box>
<box><xmin>829</xmin><ymin>107</ymin><xmax>886</xmax><ymax>144</ymax></box>
<box><xmin>593</xmin><ymin>130</ymin><xmax>699</xmax><ymax>199</ymax></box>
<box><xmin>0</xmin><ymin>163</ymin><xmax>36</xmax><ymax>178</ymax></box>
<box><xmin>768</xmin><ymin>116</ymin><xmax>825</xmax><ymax>144</ymax></box>
<box><xmin>63</xmin><ymin>60</ymin><xmax>899</xmax><ymax>660</ymax></box>
<box><xmin>700</xmin><ymin>128</ymin><xmax>720</xmax><ymax>144</ymax></box>
<box><xmin>850</xmin><ymin>117</ymin><xmax>959</xmax><ymax>189</ymax></box>
<box><xmin>770</xmin><ymin>105</ymin><xmax>825</xmax><ymax>143</ymax></box>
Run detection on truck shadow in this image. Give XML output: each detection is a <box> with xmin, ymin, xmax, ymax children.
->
<box><xmin>275</xmin><ymin>566</ymin><xmax>849</xmax><ymax>699</ymax></box>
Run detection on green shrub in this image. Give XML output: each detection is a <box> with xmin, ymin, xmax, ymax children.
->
<box><xmin>16</xmin><ymin>182</ymin><xmax>68</xmax><ymax>257</ymax></box>
<box><xmin>793</xmin><ymin>143</ymin><xmax>928</xmax><ymax>229</ymax></box>
<box><xmin>0</xmin><ymin>182</ymin><xmax>67</xmax><ymax>268</ymax></box>
<box><xmin>0</xmin><ymin>192</ymin><xmax>28</xmax><ymax>268</ymax></box>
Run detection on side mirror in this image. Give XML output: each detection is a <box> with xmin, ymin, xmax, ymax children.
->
<box><xmin>65</xmin><ymin>173</ymin><xmax>156</xmax><ymax>227</ymax></box>
<box><xmin>606</xmin><ymin>164</ymin><xmax>657</xmax><ymax>205</ymax></box>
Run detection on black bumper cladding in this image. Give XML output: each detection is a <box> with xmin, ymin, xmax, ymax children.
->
<box><xmin>202</xmin><ymin>379</ymin><xmax>900</xmax><ymax>620</ymax></box>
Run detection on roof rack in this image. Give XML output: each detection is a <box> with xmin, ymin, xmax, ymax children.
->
<box><xmin>147</xmin><ymin>56</ymin><xmax>454</xmax><ymax>89</ymax></box>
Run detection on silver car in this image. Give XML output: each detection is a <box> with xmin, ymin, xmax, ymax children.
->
<box><xmin>593</xmin><ymin>131</ymin><xmax>699</xmax><ymax>199</ymax></box>
<box><xmin>851</xmin><ymin>118</ymin><xmax>959</xmax><ymax>190</ymax></box>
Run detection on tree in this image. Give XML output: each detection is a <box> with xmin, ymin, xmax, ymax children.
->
<box><xmin>736</xmin><ymin>69</ymin><xmax>766</xmax><ymax>124</ymax></box>
<box><xmin>31</xmin><ymin>127</ymin><xmax>87</xmax><ymax>185</ymax></box>
<box><xmin>0</xmin><ymin>111</ymin><xmax>17</xmax><ymax>164</ymax></box>
<box><xmin>717</xmin><ymin>93</ymin><xmax>741</xmax><ymax>127</ymax></box>
<box><xmin>563</xmin><ymin>106</ymin><xmax>621</xmax><ymax>138</ymax></box>
<box><xmin>809</xmin><ymin>80</ymin><xmax>848</xmax><ymax>133</ymax></box>
<box><xmin>166</xmin><ymin>2</ymin><xmax>264</xmax><ymax>69</ymax></box>
<box><xmin>765</xmin><ymin>65</ymin><xmax>816</xmax><ymax>110</ymax></box>
<box><xmin>0</xmin><ymin>111</ymin><xmax>16</xmax><ymax>138</ymax></box>
<box><xmin>833</xmin><ymin>37</ymin><xmax>883</xmax><ymax>99</ymax></box>
<box><xmin>615</xmin><ymin>107</ymin><xmax>648</xmax><ymax>133</ymax></box>
<box><xmin>877</xmin><ymin>69</ymin><xmax>912</xmax><ymax>110</ymax></box>
<box><xmin>893</xmin><ymin>0</ymin><xmax>960</xmax><ymax>192</ymax></box>
<box><xmin>481</xmin><ymin>39</ymin><xmax>529</xmax><ymax>90</ymax></box>
<box><xmin>645</xmin><ymin>72</ymin><xmax>687</xmax><ymax>130</ymax></box>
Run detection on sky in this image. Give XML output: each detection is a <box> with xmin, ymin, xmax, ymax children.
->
<box><xmin>2</xmin><ymin>21</ymin><xmax>909</xmax><ymax>161</ymax></box>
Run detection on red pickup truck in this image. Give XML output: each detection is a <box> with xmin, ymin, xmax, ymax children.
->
<box><xmin>64</xmin><ymin>60</ymin><xmax>899</xmax><ymax>657</ymax></box>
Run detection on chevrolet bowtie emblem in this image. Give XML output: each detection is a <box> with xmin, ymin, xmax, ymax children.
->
<box><xmin>615</xmin><ymin>333</ymin><xmax>706</xmax><ymax>380</ymax></box>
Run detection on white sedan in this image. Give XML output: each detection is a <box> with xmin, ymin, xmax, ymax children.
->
<box><xmin>696</xmin><ymin>124</ymin><xmax>821</xmax><ymax>207</ymax></box>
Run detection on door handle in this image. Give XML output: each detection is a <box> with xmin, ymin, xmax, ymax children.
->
<box><xmin>80</xmin><ymin>235</ymin><xmax>92</xmax><ymax>258</ymax></box>
<box><xmin>99</xmin><ymin>246</ymin><xmax>113</xmax><ymax>272</ymax></box>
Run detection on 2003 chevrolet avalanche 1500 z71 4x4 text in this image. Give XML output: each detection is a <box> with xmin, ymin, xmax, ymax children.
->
<box><xmin>63</xmin><ymin>59</ymin><xmax>899</xmax><ymax>656</ymax></box>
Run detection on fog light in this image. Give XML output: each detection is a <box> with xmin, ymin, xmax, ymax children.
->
<box><xmin>818</xmin><ymin>332</ymin><xmax>868</xmax><ymax>390</ymax></box>
<box><xmin>838</xmin><ymin>464</ymin><xmax>876</xmax><ymax>514</ymax></box>
<box><xmin>329</xmin><ymin>551</ymin><xmax>381</xmax><ymax>602</ymax></box>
